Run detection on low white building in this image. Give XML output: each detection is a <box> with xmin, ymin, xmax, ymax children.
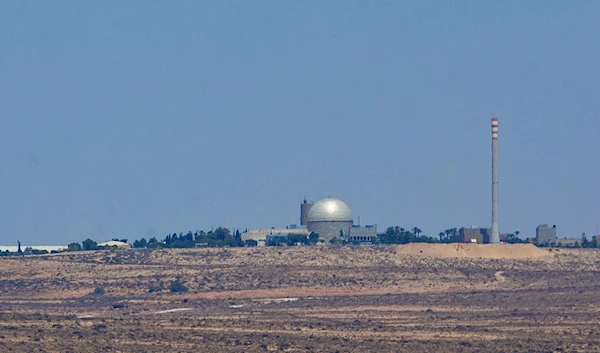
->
<box><xmin>98</xmin><ymin>240</ymin><xmax>131</xmax><ymax>249</ymax></box>
<box><xmin>242</xmin><ymin>228</ymin><xmax>310</xmax><ymax>246</ymax></box>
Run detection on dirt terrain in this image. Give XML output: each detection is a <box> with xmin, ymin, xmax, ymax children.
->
<box><xmin>1</xmin><ymin>244</ymin><xmax>599</xmax><ymax>352</ymax></box>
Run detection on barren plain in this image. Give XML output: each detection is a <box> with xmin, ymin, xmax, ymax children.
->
<box><xmin>1</xmin><ymin>244</ymin><xmax>600</xmax><ymax>352</ymax></box>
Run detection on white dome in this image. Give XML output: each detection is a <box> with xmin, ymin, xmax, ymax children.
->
<box><xmin>307</xmin><ymin>198</ymin><xmax>353</xmax><ymax>222</ymax></box>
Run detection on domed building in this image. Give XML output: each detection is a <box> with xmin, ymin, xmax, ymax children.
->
<box><xmin>242</xmin><ymin>196</ymin><xmax>377</xmax><ymax>245</ymax></box>
<box><xmin>302</xmin><ymin>197</ymin><xmax>353</xmax><ymax>242</ymax></box>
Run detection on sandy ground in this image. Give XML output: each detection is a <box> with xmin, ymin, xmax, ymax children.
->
<box><xmin>396</xmin><ymin>243</ymin><xmax>549</xmax><ymax>258</ymax></box>
<box><xmin>1</xmin><ymin>244</ymin><xmax>599</xmax><ymax>352</ymax></box>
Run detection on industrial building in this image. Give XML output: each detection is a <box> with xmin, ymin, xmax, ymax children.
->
<box><xmin>242</xmin><ymin>197</ymin><xmax>377</xmax><ymax>245</ymax></box>
<box><xmin>348</xmin><ymin>225</ymin><xmax>378</xmax><ymax>243</ymax></box>
<box><xmin>536</xmin><ymin>224</ymin><xmax>557</xmax><ymax>245</ymax></box>
<box><xmin>302</xmin><ymin>198</ymin><xmax>353</xmax><ymax>241</ymax></box>
<box><xmin>241</xmin><ymin>228</ymin><xmax>309</xmax><ymax>246</ymax></box>
<box><xmin>548</xmin><ymin>237</ymin><xmax>580</xmax><ymax>248</ymax></box>
<box><xmin>454</xmin><ymin>227</ymin><xmax>491</xmax><ymax>244</ymax></box>
<box><xmin>301</xmin><ymin>197</ymin><xmax>377</xmax><ymax>243</ymax></box>
<box><xmin>453</xmin><ymin>227</ymin><xmax>514</xmax><ymax>244</ymax></box>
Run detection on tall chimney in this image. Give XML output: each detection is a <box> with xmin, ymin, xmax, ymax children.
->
<box><xmin>490</xmin><ymin>117</ymin><xmax>500</xmax><ymax>243</ymax></box>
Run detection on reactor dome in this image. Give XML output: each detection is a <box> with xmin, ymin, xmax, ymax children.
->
<box><xmin>307</xmin><ymin>198</ymin><xmax>353</xmax><ymax>222</ymax></box>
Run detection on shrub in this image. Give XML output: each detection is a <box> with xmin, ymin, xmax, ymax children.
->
<box><xmin>94</xmin><ymin>287</ymin><xmax>105</xmax><ymax>295</ymax></box>
<box><xmin>148</xmin><ymin>284</ymin><xmax>163</xmax><ymax>293</ymax></box>
<box><xmin>169</xmin><ymin>280</ymin><xmax>188</xmax><ymax>293</ymax></box>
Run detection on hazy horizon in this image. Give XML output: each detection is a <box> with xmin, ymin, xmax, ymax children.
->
<box><xmin>1</xmin><ymin>2</ymin><xmax>599</xmax><ymax>245</ymax></box>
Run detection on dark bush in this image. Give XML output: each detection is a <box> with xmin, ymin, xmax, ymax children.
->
<box><xmin>169</xmin><ymin>280</ymin><xmax>188</xmax><ymax>293</ymax></box>
<box><xmin>148</xmin><ymin>284</ymin><xmax>163</xmax><ymax>293</ymax></box>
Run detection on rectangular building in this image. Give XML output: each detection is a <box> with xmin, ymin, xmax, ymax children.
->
<box><xmin>549</xmin><ymin>238</ymin><xmax>580</xmax><ymax>248</ymax></box>
<box><xmin>536</xmin><ymin>224</ymin><xmax>557</xmax><ymax>246</ymax></box>
<box><xmin>348</xmin><ymin>225</ymin><xmax>377</xmax><ymax>243</ymax></box>
<box><xmin>455</xmin><ymin>228</ymin><xmax>490</xmax><ymax>244</ymax></box>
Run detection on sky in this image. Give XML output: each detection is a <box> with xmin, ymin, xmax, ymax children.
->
<box><xmin>1</xmin><ymin>1</ymin><xmax>599</xmax><ymax>245</ymax></box>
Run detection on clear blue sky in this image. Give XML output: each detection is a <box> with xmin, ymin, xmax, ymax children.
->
<box><xmin>1</xmin><ymin>1</ymin><xmax>599</xmax><ymax>244</ymax></box>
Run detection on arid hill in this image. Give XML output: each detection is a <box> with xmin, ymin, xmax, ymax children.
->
<box><xmin>0</xmin><ymin>245</ymin><xmax>599</xmax><ymax>352</ymax></box>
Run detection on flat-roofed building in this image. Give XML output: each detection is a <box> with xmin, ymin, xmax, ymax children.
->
<box><xmin>454</xmin><ymin>227</ymin><xmax>490</xmax><ymax>244</ymax></box>
<box><xmin>242</xmin><ymin>228</ymin><xmax>310</xmax><ymax>246</ymax></box>
<box><xmin>348</xmin><ymin>225</ymin><xmax>377</xmax><ymax>243</ymax></box>
<box><xmin>536</xmin><ymin>224</ymin><xmax>557</xmax><ymax>245</ymax></box>
<box><xmin>549</xmin><ymin>237</ymin><xmax>580</xmax><ymax>248</ymax></box>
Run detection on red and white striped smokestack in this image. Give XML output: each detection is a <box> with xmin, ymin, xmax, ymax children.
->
<box><xmin>490</xmin><ymin>117</ymin><xmax>500</xmax><ymax>243</ymax></box>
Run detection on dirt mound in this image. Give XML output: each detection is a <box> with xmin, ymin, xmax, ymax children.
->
<box><xmin>396</xmin><ymin>243</ymin><xmax>550</xmax><ymax>259</ymax></box>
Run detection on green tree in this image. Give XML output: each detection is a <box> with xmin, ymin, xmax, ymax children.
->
<box><xmin>82</xmin><ymin>239</ymin><xmax>98</xmax><ymax>251</ymax></box>
<box><xmin>194</xmin><ymin>231</ymin><xmax>207</xmax><ymax>242</ymax></box>
<box><xmin>133</xmin><ymin>238</ymin><xmax>147</xmax><ymax>248</ymax></box>
<box><xmin>146</xmin><ymin>237</ymin><xmax>160</xmax><ymax>248</ymax></box>
<box><xmin>214</xmin><ymin>227</ymin><xmax>231</xmax><ymax>241</ymax></box>
<box><xmin>244</xmin><ymin>239</ymin><xmax>258</xmax><ymax>247</ymax></box>
<box><xmin>308</xmin><ymin>232</ymin><xmax>319</xmax><ymax>245</ymax></box>
<box><xmin>68</xmin><ymin>242</ymin><xmax>82</xmax><ymax>251</ymax></box>
<box><xmin>581</xmin><ymin>233</ymin><xmax>590</xmax><ymax>248</ymax></box>
<box><xmin>286</xmin><ymin>234</ymin><xmax>308</xmax><ymax>246</ymax></box>
<box><xmin>444</xmin><ymin>229</ymin><xmax>453</xmax><ymax>241</ymax></box>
